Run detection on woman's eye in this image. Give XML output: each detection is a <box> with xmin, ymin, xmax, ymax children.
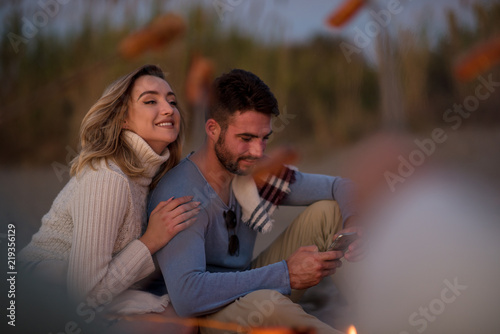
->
<box><xmin>144</xmin><ymin>100</ymin><xmax>156</xmax><ymax>105</ymax></box>
<box><xmin>168</xmin><ymin>100</ymin><xmax>178</xmax><ymax>107</ymax></box>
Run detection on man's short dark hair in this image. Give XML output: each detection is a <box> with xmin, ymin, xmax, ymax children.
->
<box><xmin>208</xmin><ymin>69</ymin><xmax>279</xmax><ymax>130</ymax></box>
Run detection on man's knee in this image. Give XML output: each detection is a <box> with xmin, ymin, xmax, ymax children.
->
<box><xmin>300</xmin><ymin>200</ymin><xmax>343</xmax><ymax>251</ymax></box>
<box><xmin>309</xmin><ymin>200</ymin><xmax>340</xmax><ymax>216</ymax></box>
<box><xmin>306</xmin><ymin>200</ymin><xmax>342</xmax><ymax>228</ymax></box>
<box><xmin>208</xmin><ymin>290</ymin><xmax>333</xmax><ymax>332</ymax></box>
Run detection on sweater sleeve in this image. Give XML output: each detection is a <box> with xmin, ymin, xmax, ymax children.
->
<box><xmin>68</xmin><ymin>169</ymin><xmax>155</xmax><ymax>304</ymax></box>
<box><xmin>156</xmin><ymin>209</ymin><xmax>291</xmax><ymax>317</ymax></box>
<box><xmin>281</xmin><ymin>172</ymin><xmax>358</xmax><ymax>225</ymax></box>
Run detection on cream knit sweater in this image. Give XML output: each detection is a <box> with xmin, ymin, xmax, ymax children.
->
<box><xmin>19</xmin><ymin>131</ymin><xmax>170</xmax><ymax>305</ymax></box>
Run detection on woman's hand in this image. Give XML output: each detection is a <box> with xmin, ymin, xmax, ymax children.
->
<box><xmin>140</xmin><ymin>196</ymin><xmax>201</xmax><ymax>254</ymax></box>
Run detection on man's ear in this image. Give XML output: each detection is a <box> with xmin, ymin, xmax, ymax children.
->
<box><xmin>206</xmin><ymin>119</ymin><xmax>221</xmax><ymax>142</ymax></box>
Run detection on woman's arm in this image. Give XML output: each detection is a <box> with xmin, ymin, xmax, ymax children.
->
<box><xmin>68</xmin><ymin>169</ymin><xmax>154</xmax><ymax>305</ymax></box>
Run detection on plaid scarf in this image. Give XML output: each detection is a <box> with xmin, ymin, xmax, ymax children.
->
<box><xmin>232</xmin><ymin>165</ymin><xmax>296</xmax><ymax>233</ymax></box>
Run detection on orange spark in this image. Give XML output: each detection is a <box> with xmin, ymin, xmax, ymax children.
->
<box><xmin>185</xmin><ymin>54</ymin><xmax>215</xmax><ymax>107</ymax></box>
<box><xmin>119</xmin><ymin>13</ymin><xmax>186</xmax><ymax>59</ymax></box>
<box><xmin>326</xmin><ymin>0</ymin><xmax>367</xmax><ymax>28</ymax></box>
<box><xmin>454</xmin><ymin>36</ymin><xmax>500</xmax><ymax>82</ymax></box>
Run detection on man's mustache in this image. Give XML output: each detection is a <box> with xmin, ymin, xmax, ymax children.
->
<box><xmin>237</xmin><ymin>156</ymin><xmax>260</xmax><ymax>162</ymax></box>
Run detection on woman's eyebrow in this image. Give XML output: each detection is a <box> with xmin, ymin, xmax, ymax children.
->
<box><xmin>137</xmin><ymin>90</ymin><xmax>159</xmax><ymax>101</ymax></box>
<box><xmin>137</xmin><ymin>90</ymin><xmax>176</xmax><ymax>101</ymax></box>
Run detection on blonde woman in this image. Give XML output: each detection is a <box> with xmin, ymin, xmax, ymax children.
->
<box><xmin>19</xmin><ymin>64</ymin><xmax>199</xmax><ymax>331</ymax></box>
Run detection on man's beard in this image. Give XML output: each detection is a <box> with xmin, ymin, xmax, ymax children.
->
<box><xmin>215</xmin><ymin>135</ymin><xmax>257</xmax><ymax>176</ymax></box>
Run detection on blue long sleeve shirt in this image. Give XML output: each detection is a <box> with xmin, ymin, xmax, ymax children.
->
<box><xmin>148</xmin><ymin>157</ymin><xmax>356</xmax><ymax>317</ymax></box>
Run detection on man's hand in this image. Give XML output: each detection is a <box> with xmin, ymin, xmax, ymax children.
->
<box><xmin>286</xmin><ymin>246</ymin><xmax>343</xmax><ymax>290</ymax></box>
<box><xmin>333</xmin><ymin>224</ymin><xmax>365</xmax><ymax>262</ymax></box>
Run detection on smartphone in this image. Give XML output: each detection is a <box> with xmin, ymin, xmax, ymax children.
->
<box><xmin>327</xmin><ymin>232</ymin><xmax>358</xmax><ymax>252</ymax></box>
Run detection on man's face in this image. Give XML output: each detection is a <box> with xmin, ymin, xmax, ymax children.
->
<box><xmin>215</xmin><ymin>110</ymin><xmax>272</xmax><ymax>175</ymax></box>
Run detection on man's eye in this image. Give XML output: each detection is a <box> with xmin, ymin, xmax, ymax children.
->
<box><xmin>241</xmin><ymin>137</ymin><xmax>252</xmax><ymax>142</ymax></box>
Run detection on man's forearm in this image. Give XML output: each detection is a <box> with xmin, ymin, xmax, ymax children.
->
<box><xmin>156</xmin><ymin>236</ymin><xmax>292</xmax><ymax>317</ymax></box>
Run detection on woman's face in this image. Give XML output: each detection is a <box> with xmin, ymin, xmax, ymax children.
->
<box><xmin>124</xmin><ymin>75</ymin><xmax>181</xmax><ymax>154</ymax></box>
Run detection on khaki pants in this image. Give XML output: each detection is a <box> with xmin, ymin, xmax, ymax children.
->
<box><xmin>201</xmin><ymin>200</ymin><xmax>345</xmax><ymax>334</ymax></box>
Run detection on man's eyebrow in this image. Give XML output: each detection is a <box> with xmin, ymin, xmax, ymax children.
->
<box><xmin>137</xmin><ymin>90</ymin><xmax>176</xmax><ymax>101</ymax></box>
<box><xmin>237</xmin><ymin>133</ymin><xmax>259</xmax><ymax>138</ymax></box>
<box><xmin>237</xmin><ymin>130</ymin><xmax>273</xmax><ymax>138</ymax></box>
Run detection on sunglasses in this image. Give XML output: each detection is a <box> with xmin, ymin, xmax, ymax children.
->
<box><xmin>224</xmin><ymin>210</ymin><xmax>239</xmax><ymax>256</ymax></box>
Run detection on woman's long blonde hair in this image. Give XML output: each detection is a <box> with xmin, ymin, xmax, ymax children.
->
<box><xmin>70</xmin><ymin>64</ymin><xmax>183</xmax><ymax>189</ymax></box>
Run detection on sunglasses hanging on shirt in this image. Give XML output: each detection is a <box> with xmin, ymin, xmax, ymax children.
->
<box><xmin>224</xmin><ymin>209</ymin><xmax>239</xmax><ymax>256</ymax></box>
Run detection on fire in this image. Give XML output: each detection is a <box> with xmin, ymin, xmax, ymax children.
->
<box><xmin>347</xmin><ymin>325</ymin><xmax>357</xmax><ymax>334</ymax></box>
<box><xmin>121</xmin><ymin>315</ymin><xmax>316</xmax><ymax>333</ymax></box>
<box><xmin>250</xmin><ymin>328</ymin><xmax>315</xmax><ymax>333</ymax></box>
<box><xmin>249</xmin><ymin>328</ymin><xmax>294</xmax><ymax>333</ymax></box>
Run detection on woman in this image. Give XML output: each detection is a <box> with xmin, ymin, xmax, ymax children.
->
<box><xmin>19</xmin><ymin>64</ymin><xmax>199</xmax><ymax>330</ymax></box>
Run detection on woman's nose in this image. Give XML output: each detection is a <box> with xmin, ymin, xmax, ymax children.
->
<box><xmin>161</xmin><ymin>101</ymin><xmax>174</xmax><ymax>115</ymax></box>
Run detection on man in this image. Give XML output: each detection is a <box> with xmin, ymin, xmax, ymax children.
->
<box><xmin>149</xmin><ymin>69</ymin><xmax>362</xmax><ymax>333</ymax></box>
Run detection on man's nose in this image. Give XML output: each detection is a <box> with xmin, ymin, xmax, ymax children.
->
<box><xmin>249</xmin><ymin>140</ymin><xmax>265</xmax><ymax>158</ymax></box>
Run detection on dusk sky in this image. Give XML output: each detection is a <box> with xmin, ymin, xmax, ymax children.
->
<box><xmin>160</xmin><ymin>0</ymin><xmax>485</xmax><ymax>46</ymax></box>
<box><xmin>1</xmin><ymin>0</ymin><xmax>486</xmax><ymax>45</ymax></box>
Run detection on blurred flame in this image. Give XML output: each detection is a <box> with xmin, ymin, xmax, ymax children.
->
<box><xmin>250</xmin><ymin>328</ymin><xmax>315</xmax><ymax>333</ymax></box>
<box><xmin>122</xmin><ymin>314</ymin><xmax>242</xmax><ymax>332</ymax></box>
<box><xmin>453</xmin><ymin>36</ymin><xmax>500</xmax><ymax>82</ymax></box>
<box><xmin>185</xmin><ymin>54</ymin><xmax>215</xmax><ymax>106</ymax></box>
<box><xmin>119</xmin><ymin>13</ymin><xmax>186</xmax><ymax>59</ymax></box>
<box><xmin>122</xmin><ymin>314</ymin><xmax>315</xmax><ymax>333</ymax></box>
<box><xmin>347</xmin><ymin>325</ymin><xmax>357</xmax><ymax>334</ymax></box>
<box><xmin>251</xmin><ymin>146</ymin><xmax>299</xmax><ymax>188</ymax></box>
<box><xmin>326</xmin><ymin>0</ymin><xmax>367</xmax><ymax>28</ymax></box>
<box><xmin>249</xmin><ymin>328</ymin><xmax>294</xmax><ymax>333</ymax></box>
<box><xmin>340</xmin><ymin>132</ymin><xmax>413</xmax><ymax>207</ymax></box>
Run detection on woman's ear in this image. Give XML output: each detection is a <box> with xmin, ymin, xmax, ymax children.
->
<box><xmin>205</xmin><ymin>119</ymin><xmax>220</xmax><ymax>141</ymax></box>
<box><xmin>122</xmin><ymin>119</ymin><xmax>129</xmax><ymax>129</ymax></box>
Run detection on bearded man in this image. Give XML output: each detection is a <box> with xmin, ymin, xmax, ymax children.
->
<box><xmin>149</xmin><ymin>69</ymin><xmax>362</xmax><ymax>334</ymax></box>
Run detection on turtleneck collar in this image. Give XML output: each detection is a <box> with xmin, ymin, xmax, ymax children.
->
<box><xmin>122</xmin><ymin>130</ymin><xmax>171</xmax><ymax>181</ymax></box>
